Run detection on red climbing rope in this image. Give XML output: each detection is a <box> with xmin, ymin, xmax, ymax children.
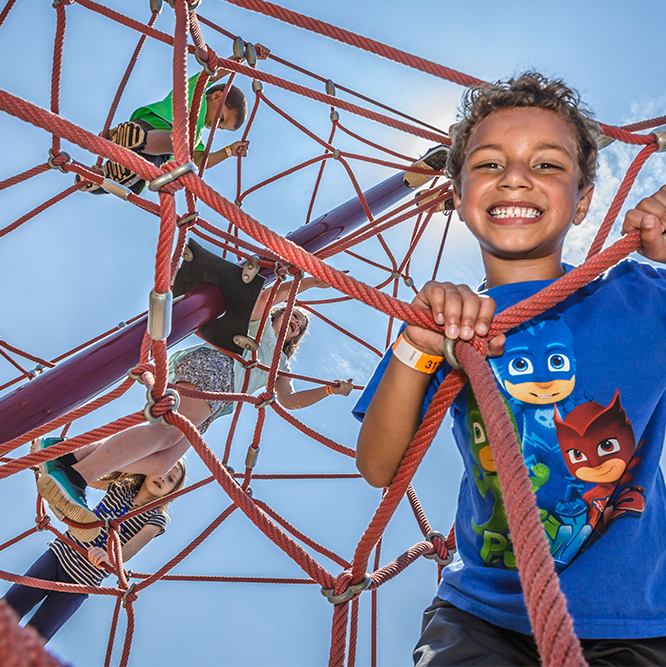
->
<box><xmin>0</xmin><ymin>2</ymin><xmax>661</xmax><ymax>666</ymax></box>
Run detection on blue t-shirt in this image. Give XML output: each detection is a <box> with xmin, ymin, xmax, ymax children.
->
<box><xmin>353</xmin><ymin>260</ymin><xmax>666</xmax><ymax>639</ymax></box>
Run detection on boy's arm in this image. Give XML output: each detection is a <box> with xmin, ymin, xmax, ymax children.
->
<box><xmin>193</xmin><ymin>140</ymin><xmax>248</xmax><ymax>168</ymax></box>
<box><xmin>357</xmin><ymin>281</ymin><xmax>500</xmax><ymax>488</ymax></box>
<box><xmin>621</xmin><ymin>184</ymin><xmax>666</xmax><ymax>262</ymax></box>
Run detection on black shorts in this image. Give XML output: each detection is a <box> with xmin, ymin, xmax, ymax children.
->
<box><xmin>414</xmin><ymin>598</ymin><xmax>666</xmax><ymax>666</ymax></box>
<box><xmin>122</xmin><ymin>118</ymin><xmax>172</xmax><ymax>194</ymax></box>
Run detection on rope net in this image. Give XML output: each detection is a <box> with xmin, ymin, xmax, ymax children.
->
<box><xmin>0</xmin><ymin>1</ymin><xmax>663</xmax><ymax>665</ymax></box>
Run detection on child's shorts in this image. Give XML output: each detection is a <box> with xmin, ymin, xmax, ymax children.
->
<box><xmin>114</xmin><ymin>118</ymin><xmax>172</xmax><ymax>195</ymax></box>
<box><xmin>413</xmin><ymin>597</ymin><xmax>666</xmax><ymax>666</ymax></box>
<box><xmin>171</xmin><ymin>347</ymin><xmax>234</xmax><ymax>434</ymax></box>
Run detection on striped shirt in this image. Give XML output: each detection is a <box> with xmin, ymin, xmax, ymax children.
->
<box><xmin>49</xmin><ymin>481</ymin><xmax>167</xmax><ymax>587</ymax></box>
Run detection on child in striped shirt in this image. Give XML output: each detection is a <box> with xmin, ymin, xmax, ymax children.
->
<box><xmin>1</xmin><ymin>455</ymin><xmax>185</xmax><ymax>644</ymax></box>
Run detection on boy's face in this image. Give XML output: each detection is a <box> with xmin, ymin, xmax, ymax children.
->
<box><xmin>205</xmin><ymin>92</ymin><xmax>239</xmax><ymax>131</ymax></box>
<box><xmin>453</xmin><ymin>107</ymin><xmax>593</xmax><ymax>270</ymax></box>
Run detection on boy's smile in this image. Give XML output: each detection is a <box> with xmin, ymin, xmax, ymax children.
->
<box><xmin>453</xmin><ymin>107</ymin><xmax>594</xmax><ymax>286</ymax></box>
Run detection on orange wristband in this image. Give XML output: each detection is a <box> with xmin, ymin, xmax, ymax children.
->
<box><xmin>392</xmin><ymin>333</ymin><xmax>443</xmax><ymax>374</ymax></box>
<box><xmin>224</xmin><ymin>145</ymin><xmax>233</xmax><ymax>158</ymax></box>
<box><xmin>325</xmin><ymin>384</ymin><xmax>333</xmax><ymax>395</ymax></box>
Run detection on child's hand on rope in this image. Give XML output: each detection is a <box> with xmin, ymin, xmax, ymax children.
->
<box><xmin>87</xmin><ymin>546</ymin><xmax>111</xmax><ymax>568</ymax></box>
<box><xmin>622</xmin><ymin>184</ymin><xmax>666</xmax><ymax>263</ymax></box>
<box><xmin>329</xmin><ymin>379</ymin><xmax>354</xmax><ymax>396</ymax></box>
<box><xmin>254</xmin><ymin>43</ymin><xmax>271</xmax><ymax>60</ymax></box>
<box><xmin>229</xmin><ymin>140</ymin><xmax>249</xmax><ymax>158</ymax></box>
<box><xmin>403</xmin><ymin>281</ymin><xmax>505</xmax><ymax>360</ymax></box>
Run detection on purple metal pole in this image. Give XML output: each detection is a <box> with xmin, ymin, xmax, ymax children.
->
<box><xmin>0</xmin><ymin>283</ymin><xmax>225</xmax><ymax>446</ymax></box>
<box><xmin>0</xmin><ymin>170</ymin><xmax>414</xmax><ymax>446</ymax></box>
<box><xmin>258</xmin><ymin>171</ymin><xmax>410</xmax><ymax>280</ymax></box>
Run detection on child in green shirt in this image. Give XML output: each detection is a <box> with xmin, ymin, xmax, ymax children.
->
<box><xmin>80</xmin><ymin>43</ymin><xmax>269</xmax><ymax>194</ymax></box>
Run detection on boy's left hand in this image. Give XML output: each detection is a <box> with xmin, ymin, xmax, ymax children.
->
<box><xmin>622</xmin><ymin>184</ymin><xmax>666</xmax><ymax>262</ymax></box>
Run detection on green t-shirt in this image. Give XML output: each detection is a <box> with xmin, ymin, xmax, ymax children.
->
<box><xmin>130</xmin><ymin>73</ymin><xmax>208</xmax><ymax>152</ymax></box>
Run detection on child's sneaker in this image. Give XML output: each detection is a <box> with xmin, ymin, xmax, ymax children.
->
<box><xmin>32</xmin><ymin>437</ymin><xmax>64</xmax><ymax>476</ymax></box>
<box><xmin>106</xmin><ymin>121</ymin><xmax>147</xmax><ymax>152</ymax></box>
<box><xmin>36</xmin><ymin>468</ymin><xmax>100</xmax><ymax>541</ymax></box>
<box><xmin>102</xmin><ymin>120</ymin><xmax>148</xmax><ymax>189</ymax></box>
<box><xmin>404</xmin><ymin>145</ymin><xmax>450</xmax><ymax>189</ymax></box>
<box><xmin>74</xmin><ymin>166</ymin><xmax>107</xmax><ymax>194</ymax></box>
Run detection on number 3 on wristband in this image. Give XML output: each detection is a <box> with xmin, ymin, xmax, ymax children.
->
<box><xmin>392</xmin><ymin>334</ymin><xmax>443</xmax><ymax>374</ymax></box>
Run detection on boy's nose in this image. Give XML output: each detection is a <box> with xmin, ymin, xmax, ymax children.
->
<box><xmin>498</xmin><ymin>162</ymin><xmax>532</xmax><ymax>188</ymax></box>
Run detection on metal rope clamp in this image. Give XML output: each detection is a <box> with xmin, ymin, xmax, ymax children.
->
<box><xmin>47</xmin><ymin>148</ymin><xmax>71</xmax><ymax>173</ymax></box>
<box><xmin>177</xmin><ymin>211</ymin><xmax>199</xmax><ymax>228</ymax></box>
<box><xmin>102</xmin><ymin>179</ymin><xmax>132</xmax><ymax>200</ymax></box>
<box><xmin>35</xmin><ymin>516</ymin><xmax>51</xmax><ymax>531</ymax></box>
<box><xmin>321</xmin><ymin>574</ymin><xmax>372</xmax><ymax>605</ymax></box>
<box><xmin>424</xmin><ymin>531</ymin><xmax>455</xmax><ymax>567</ymax></box>
<box><xmin>195</xmin><ymin>50</ymin><xmax>217</xmax><ymax>78</ymax></box>
<box><xmin>654</xmin><ymin>126</ymin><xmax>666</xmax><ymax>152</ymax></box>
<box><xmin>443</xmin><ymin>337</ymin><xmax>462</xmax><ymax>371</ymax></box>
<box><xmin>147</xmin><ymin>161</ymin><xmax>196</xmax><ymax>192</ymax></box>
<box><xmin>127</xmin><ymin>368</ymin><xmax>147</xmax><ymax>384</ymax></box>
<box><xmin>144</xmin><ymin>387</ymin><xmax>181</xmax><ymax>428</ymax></box>
<box><xmin>121</xmin><ymin>582</ymin><xmax>138</xmax><ymax>608</ymax></box>
<box><xmin>255</xmin><ymin>393</ymin><xmax>276</xmax><ymax>410</ymax></box>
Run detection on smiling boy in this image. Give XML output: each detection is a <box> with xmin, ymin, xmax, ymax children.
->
<box><xmin>354</xmin><ymin>73</ymin><xmax>666</xmax><ymax>665</ymax></box>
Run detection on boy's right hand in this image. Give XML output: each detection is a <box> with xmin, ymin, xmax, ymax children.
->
<box><xmin>229</xmin><ymin>140</ymin><xmax>249</xmax><ymax>158</ymax></box>
<box><xmin>403</xmin><ymin>281</ymin><xmax>504</xmax><ymax>359</ymax></box>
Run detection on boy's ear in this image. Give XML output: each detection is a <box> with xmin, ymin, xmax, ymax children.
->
<box><xmin>452</xmin><ymin>185</ymin><xmax>464</xmax><ymax>221</ymax></box>
<box><xmin>572</xmin><ymin>184</ymin><xmax>594</xmax><ymax>226</ymax></box>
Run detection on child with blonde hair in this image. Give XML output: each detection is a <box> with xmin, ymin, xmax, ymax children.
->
<box><xmin>2</xmin><ymin>450</ymin><xmax>185</xmax><ymax>644</ymax></box>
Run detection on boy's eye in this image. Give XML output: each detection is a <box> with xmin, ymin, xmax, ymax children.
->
<box><xmin>508</xmin><ymin>357</ymin><xmax>533</xmax><ymax>376</ymax></box>
<box><xmin>475</xmin><ymin>162</ymin><xmax>502</xmax><ymax>170</ymax></box>
<box><xmin>547</xmin><ymin>353</ymin><xmax>570</xmax><ymax>372</ymax></box>
<box><xmin>534</xmin><ymin>162</ymin><xmax>561</xmax><ymax>170</ymax></box>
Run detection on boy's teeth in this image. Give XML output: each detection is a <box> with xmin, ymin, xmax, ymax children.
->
<box><xmin>490</xmin><ymin>206</ymin><xmax>540</xmax><ymax>218</ymax></box>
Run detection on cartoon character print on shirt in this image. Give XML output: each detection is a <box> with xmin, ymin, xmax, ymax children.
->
<box><xmin>467</xmin><ymin>390</ymin><xmax>550</xmax><ymax>570</ymax></box>
<box><xmin>554</xmin><ymin>389</ymin><xmax>645</xmax><ymax>539</ymax></box>
<box><xmin>488</xmin><ymin>316</ymin><xmax>595</xmax><ymax>567</ymax></box>
<box><xmin>490</xmin><ymin>317</ymin><xmax>581</xmax><ymax>492</ymax></box>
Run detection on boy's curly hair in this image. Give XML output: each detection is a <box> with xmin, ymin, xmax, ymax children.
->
<box><xmin>447</xmin><ymin>72</ymin><xmax>599</xmax><ymax>190</ymax></box>
<box><xmin>206</xmin><ymin>83</ymin><xmax>247</xmax><ymax>131</ymax></box>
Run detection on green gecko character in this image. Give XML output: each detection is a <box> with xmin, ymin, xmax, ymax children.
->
<box><xmin>467</xmin><ymin>390</ymin><xmax>550</xmax><ymax>568</ymax></box>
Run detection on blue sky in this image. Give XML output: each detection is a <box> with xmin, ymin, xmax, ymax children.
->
<box><xmin>0</xmin><ymin>1</ymin><xmax>664</xmax><ymax>665</ymax></box>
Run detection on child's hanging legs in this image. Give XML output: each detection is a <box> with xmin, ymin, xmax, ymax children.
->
<box><xmin>69</xmin><ymin>346</ymin><xmax>233</xmax><ymax>481</ymax></box>
<box><xmin>78</xmin><ymin>118</ymin><xmax>172</xmax><ymax>195</ymax></box>
<box><xmin>3</xmin><ymin>550</ymin><xmax>88</xmax><ymax>642</ymax></box>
